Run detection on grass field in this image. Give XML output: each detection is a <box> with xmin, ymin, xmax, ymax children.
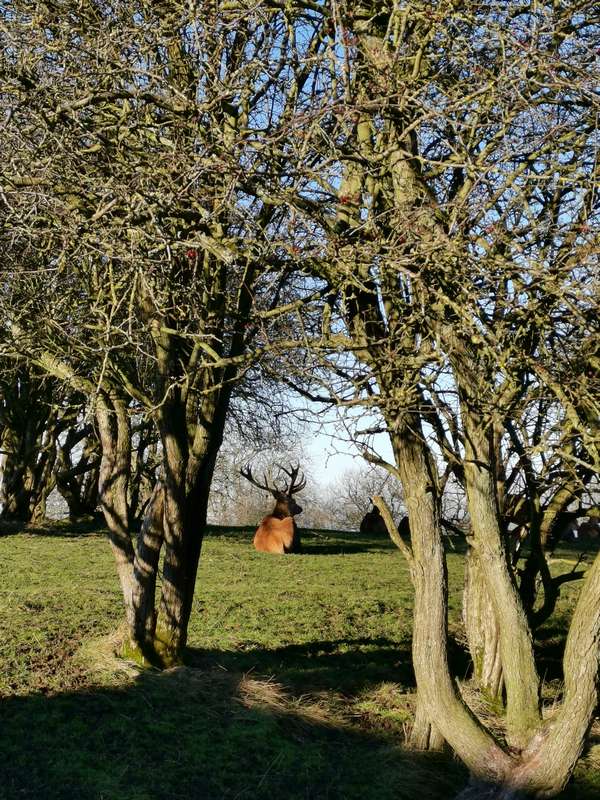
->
<box><xmin>0</xmin><ymin>523</ymin><xmax>598</xmax><ymax>800</ymax></box>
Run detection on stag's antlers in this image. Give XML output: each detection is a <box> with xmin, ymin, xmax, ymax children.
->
<box><xmin>277</xmin><ymin>463</ymin><xmax>306</xmax><ymax>495</ymax></box>
<box><xmin>240</xmin><ymin>464</ymin><xmax>273</xmax><ymax>493</ymax></box>
<box><xmin>241</xmin><ymin>463</ymin><xmax>306</xmax><ymax>495</ymax></box>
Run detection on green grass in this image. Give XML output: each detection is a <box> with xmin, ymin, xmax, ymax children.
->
<box><xmin>0</xmin><ymin>524</ymin><xmax>598</xmax><ymax>800</ymax></box>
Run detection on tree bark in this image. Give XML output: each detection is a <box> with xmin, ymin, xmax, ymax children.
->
<box><xmin>410</xmin><ymin>698</ymin><xmax>445</xmax><ymax>751</ymax></box>
<box><xmin>461</xmin><ymin>412</ymin><xmax>541</xmax><ymax>748</ymax></box>
<box><xmin>129</xmin><ymin>423</ymin><xmax>157</xmax><ymax>525</ymax></box>
<box><xmin>155</xmin><ymin>392</ymin><xmax>227</xmax><ymax>661</ymax></box>
<box><xmin>371</xmin><ymin>495</ymin><xmax>446</xmax><ymax>752</ymax></box>
<box><xmin>389</xmin><ymin>422</ymin><xmax>514</xmax><ymax>782</ymax></box>
<box><xmin>507</xmin><ymin>549</ymin><xmax>600</xmax><ymax>797</ymax></box>
<box><xmin>96</xmin><ymin>392</ymin><xmax>136</xmax><ymax>634</ymax></box>
<box><xmin>453</xmin><ymin>552</ymin><xmax>600</xmax><ymax>798</ymax></box>
<box><xmin>463</xmin><ymin>545</ymin><xmax>504</xmax><ymax>705</ymax></box>
<box><xmin>132</xmin><ymin>481</ymin><xmax>164</xmax><ymax>655</ymax></box>
<box><xmin>0</xmin><ymin>424</ymin><xmax>32</xmax><ymax>520</ymax></box>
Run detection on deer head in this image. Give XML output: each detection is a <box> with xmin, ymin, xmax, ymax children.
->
<box><xmin>240</xmin><ymin>462</ymin><xmax>306</xmax><ymax>518</ymax></box>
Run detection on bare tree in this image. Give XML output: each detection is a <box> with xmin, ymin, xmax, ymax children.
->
<box><xmin>279</xmin><ymin>2</ymin><xmax>599</xmax><ymax>795</ymax></box>
<box><xmin>1</xmin><ymin>1</ymin><xmax>328</xmax><ymax>663</ymax></box>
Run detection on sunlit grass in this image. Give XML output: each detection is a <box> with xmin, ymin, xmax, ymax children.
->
<box><xmin>0</xmin><ymin>523</ymin><xmax>597</xmax><ymax>799</ymax></box>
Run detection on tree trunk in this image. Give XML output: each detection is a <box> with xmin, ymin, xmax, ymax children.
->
<box><xmin>453</xmin><ymin>550</ymin><xmax>600</xmax><ymax>798</ymax></box>
<box><xmin>389</xmin><ymin>422</ymin><xmax>514</xmax><ymax>781</ymax></box>
<box><xmin>388</xmin><ymin>418</ymin><xmax>600</xmax><ymax>797</ymax></box>
<box><xmin>508</xmin><ymin>549</ymin><xmax>600</xmax><ymax>797</ymax></box>
<box><xmin>151</xmin><ymin>387</ymin><xmax>189</xmax><ymax>661</ymax></box>
<box><xmin>0</xmin><ymin>425</ymin><xmax>34</xmax><ymax>520</ymax></box>
<box><xmin>461</xmin><ymin>413</ymin><xmax>541</xmax><ymax>748</ymax></box>
<box><xmin>372</xmin><ymin>494</ymin><xmax>446</xmax><ymax>752</ymax></box>
<box><xmin>56</xmin><ymin>429</ymin><xmax>101</xmax><ymax>520</ymax></box>
<box><xmin>94</xmin><ymin>387</ymin><xmax>216</xmax><ymax>666</ymax></box>
<box><xmin>129</xmin><ymin>424</ymin><xmax>157</xmax><ymax>525</ymax></box>
<box><xmin>0</xmin><ymin>410</ymin><xmax>60</xmax><ymax>524</ymax></box>
<box><xmin>96</xmin><ymin>392</ymin><xmax>136</xmax><ymax>634</ymax></box>
<box><xmin>131</xmin><ymin>481</ymin><xmax>164</xmax><ymax>657</ymax></box>
<box><xmin>28</xmin><ymin>465</ymin><xmax>55</xmax><ymax>525</ymax></box>
<box><xmin>28</xmin><ymin>424</ymin><xmax>61</xmax><ymax>524</ymax></box>
<box><xmin>410</xmin><ymin>697</ymin><xmax>445</xmax><ymax>751</ymax></box>
<box><xmin>80</xmin><ymin>465</ymin><xmax>100</xmax><ymax>517</ymax></box>
<box><xmin>155</xmin><ymin>395</ymin><xmax>226</xmax><ymax>662</ymax></box>
<box><xmin>463</xmin><ymin>545</ymin><xmax>504</xmax><ymax>705</ymax></box>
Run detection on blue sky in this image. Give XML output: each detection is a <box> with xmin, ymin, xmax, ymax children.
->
<box><xmin>302</xmin><ymin>412</ymin><xmax>395</xmax><ymax>485</ymax></box>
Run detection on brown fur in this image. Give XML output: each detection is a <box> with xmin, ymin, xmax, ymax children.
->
<box><xmin>254</xmin><ymin>515</ymin><xmax>300</xmax><ymax>554</ymax></box>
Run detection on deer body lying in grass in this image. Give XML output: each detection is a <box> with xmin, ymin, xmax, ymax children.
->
<box><xmin>360</xmin><ymin>504</ymin><xmax>387</xmax><ymax>535</ymax></box>
<box><xmin>241</xmin><ymin>464</ymin><xmax>305</xmax><ymax>554</ymax></box>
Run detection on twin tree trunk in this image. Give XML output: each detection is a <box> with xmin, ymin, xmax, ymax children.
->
<box><xmin>388</xmin><ymin>409</ymin><xmax>600</xmax><ymax>799</ymax></box>
<box><xmin>332</xmin><ymin>230</ymin><xmax>598</xmax><ymax>794</ymax></box>
<box><xmin>95</xmin><ymin>384</ymin><xmax>229</xmax><ymax>665</ymax></box>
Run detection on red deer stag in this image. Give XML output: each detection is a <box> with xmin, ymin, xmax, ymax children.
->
<box><xmin>240</xmin><ymin>463</ymin><xmax>306</xmax><ymax>554</ymax></box>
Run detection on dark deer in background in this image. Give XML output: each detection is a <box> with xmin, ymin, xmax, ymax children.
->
<box><xmin>360</xmin><ymin>503</ymin><xmax>387</xmax><ymax>535</ymax></box>
<box><xmin>360</xmin><ymin>500</ymin><xmax>411</xmax><ymax>538</ymax></box>
<box><xmin>240</xmin><ymin>463</ymin><xmax>306</xmax><ymax>554</ymax></box>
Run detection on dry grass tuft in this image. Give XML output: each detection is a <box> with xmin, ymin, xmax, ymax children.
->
<box><xmin>74</xmin><ymin>624</ymin><xmax>143</xmax><ymax>685</ymax></box>
<box><xmin>457</xmin><ymin>679</ymin><xmax>507</xmax><ymax>741</ymax></box>
<box><xmin>237</xmin><ymin>673</ymin><xmax>335</xmax><ymax>731</ymax></box>
<box><xmin>238</xmin><ymin>674</ymin><xmax>290</xmax><ymax>711</ymax></box>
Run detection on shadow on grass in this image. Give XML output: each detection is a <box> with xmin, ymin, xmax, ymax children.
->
<box><xmin>0</xmin><ymin>516</ymin><xmax>107</xmax><ymax>539</ymax></box>
<box><xmin>187</xmin><ymin>637</ymin><xmax>416</xmax><ymax>696</ymax></box>
<box><xmin>298</xmin><ymin>529</ymin><xmax>403</xmax><ymax>556</ymax></box>
<box><xmin>300</xmin><ymin>541</ymin><xmax>398</xmax><ymax>555</ymax></box>
<box><xmin>0</xmin><ymin>659</ymin><xmax>467</xmax><ymax>800</ymax></box>
<box><xmin>1</xmin><ymin>635</ymin><xmax>596</xmax><ymax>800</ymax></box>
